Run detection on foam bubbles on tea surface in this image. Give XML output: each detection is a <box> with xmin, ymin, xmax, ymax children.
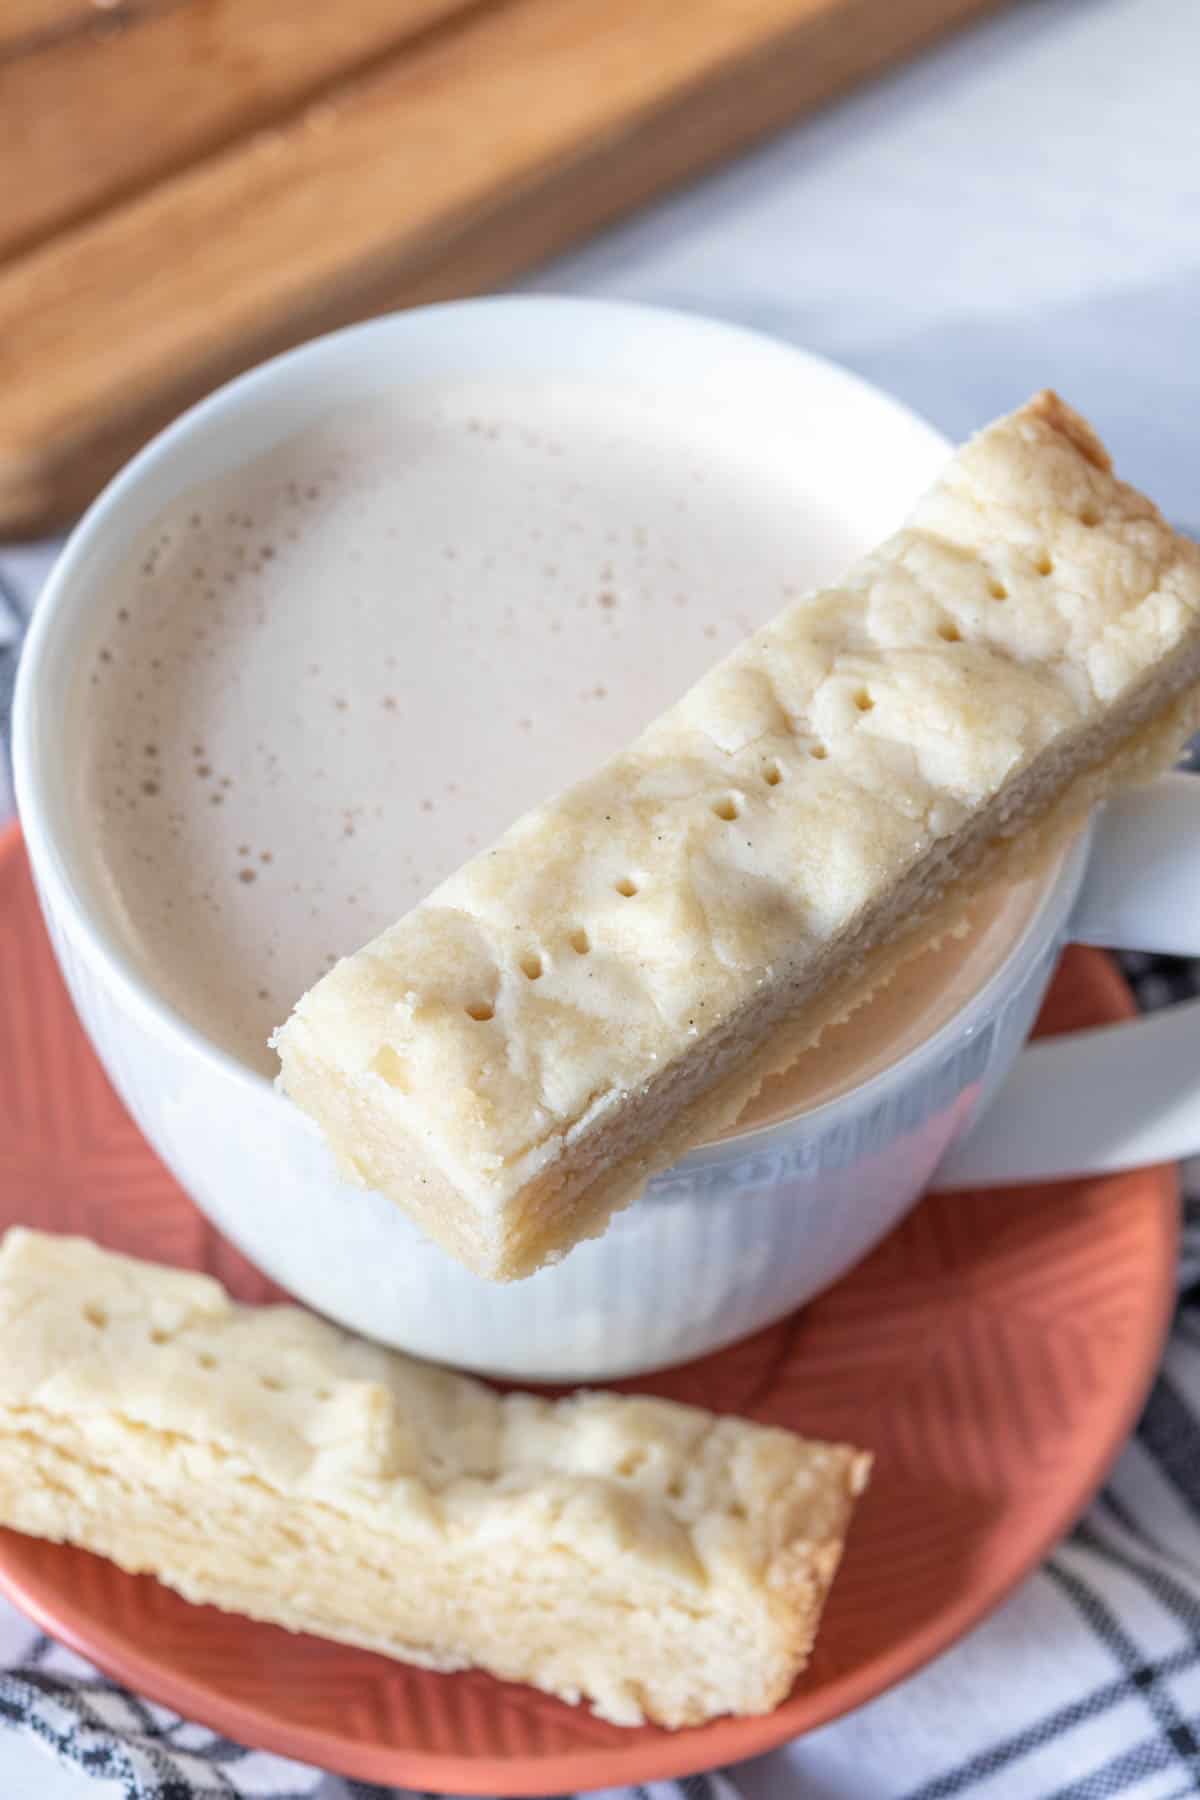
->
<box><xmin>86</xmin><ymin>381</ymin><xmax>852</xmax><ymax>1074</ymax></box>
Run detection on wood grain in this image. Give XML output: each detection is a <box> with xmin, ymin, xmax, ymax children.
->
<box><xmin>0</xmin><ymin>0</ymin><xmax>194</xmax><ymax>59</ymax></box>
<box><xmin>0</xmin><ymin>0</ymin><xmax>485</xmax><ymax>260</ymax></box>
<box><xmin>0</xmin><ymin>0</ymin><xmax>1007</xmax><ymax>532</ymax></box>
<box><xmin>0</xmin><ymin>1</ymin><xmax>118</xmax><ymax>56</ymax></box>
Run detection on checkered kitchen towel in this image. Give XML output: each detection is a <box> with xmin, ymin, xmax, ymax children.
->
<box><xmin>4</xmin><ymin>556</ymin><xmax>1200</xmax><ymax>1800</ymax></box>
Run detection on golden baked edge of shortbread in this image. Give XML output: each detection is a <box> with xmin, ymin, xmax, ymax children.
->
<box><xmin>0</xmin><ymin>1228</ymin><xmax>870</xmax><ymax>1728</ymax></box>
<box><xmin>277</xmin><ymin>397</ymin><xmax>1200</xmax><ymax>1281</ymax></box>
<box><xmin>276</xmin><ymin>391</ymin><xmax>1200</xmax><ymax>1279</ymax></box>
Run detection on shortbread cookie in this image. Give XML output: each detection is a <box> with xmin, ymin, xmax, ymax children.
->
<box><xmin>0</xmin><ymin>1229</ymin><xmax>869</xmax><ymax>1728</ymax></box>
<box><xmin>275</xmin><ymin>392</ymin><xmax>1200</xmax><ymax>1279</ymax></box>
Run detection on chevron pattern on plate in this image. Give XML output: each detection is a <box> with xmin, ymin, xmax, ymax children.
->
<box><xmin>0</xmin><ymin>823</ymin><xmax>1177</xmax><ymax>1795</ymax></box>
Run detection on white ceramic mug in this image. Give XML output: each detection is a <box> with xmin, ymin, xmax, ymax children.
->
<box><xmin>14</xmin><ymin>299</ymin><xmax>1200</xmax><ymax>1382</ymax></box>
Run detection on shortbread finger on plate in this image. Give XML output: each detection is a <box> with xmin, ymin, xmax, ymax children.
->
<box><xmin>275</xmin><ymin>392</ymin><xmax>1200</xmax><ymax>1279</ymax></box>
<box><xmin>0</xmin><ymin>1229</ymin><xmax>870</xmax><ymax>1728</ymax></box>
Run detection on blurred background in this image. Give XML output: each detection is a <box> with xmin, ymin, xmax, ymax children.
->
<box><xmin>2</xmin><ymin>0</ymin><xmax>1196</xmax><ymax>535</ymax></box>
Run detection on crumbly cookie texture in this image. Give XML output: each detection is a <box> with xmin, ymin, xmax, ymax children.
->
<box><xmin>0</xmin><ymin>1229</ymin><xmax>868</xmax><ymax>1729</ymax></box>
<box><xmin>275</xmin><ymin>391</ymin><xmax>1200</xmax><ymax>1280</ymax></box>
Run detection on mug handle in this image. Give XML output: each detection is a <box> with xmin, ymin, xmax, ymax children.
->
<box><xmin>932</xmin><ymin>771</ymin><xmax>1200</xmax><ymax>1188</ymax></box>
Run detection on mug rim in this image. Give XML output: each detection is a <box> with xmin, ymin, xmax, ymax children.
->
<box><xmin>14</xmin><ymin>294</ymin><xmax>1084</xmax><ymax>1168</ymax></box>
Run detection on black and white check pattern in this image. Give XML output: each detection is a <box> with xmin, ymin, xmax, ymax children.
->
<box><xmin>3</xmin><ymin>553</ymin><xmax>1200</xmax><ymax>1800</ymax></box>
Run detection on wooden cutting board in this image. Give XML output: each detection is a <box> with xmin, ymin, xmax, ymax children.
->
<box><xmin>0</xmin><ymin>0</ymin><xmax>1004</xmax><ymax>534</ymax></box>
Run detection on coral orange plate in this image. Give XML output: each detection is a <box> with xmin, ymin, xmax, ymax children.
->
<box><xmin>0</xmin><ymin>821</ymin><xmax>1178</xmax><ymax>1793</ymax></box>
